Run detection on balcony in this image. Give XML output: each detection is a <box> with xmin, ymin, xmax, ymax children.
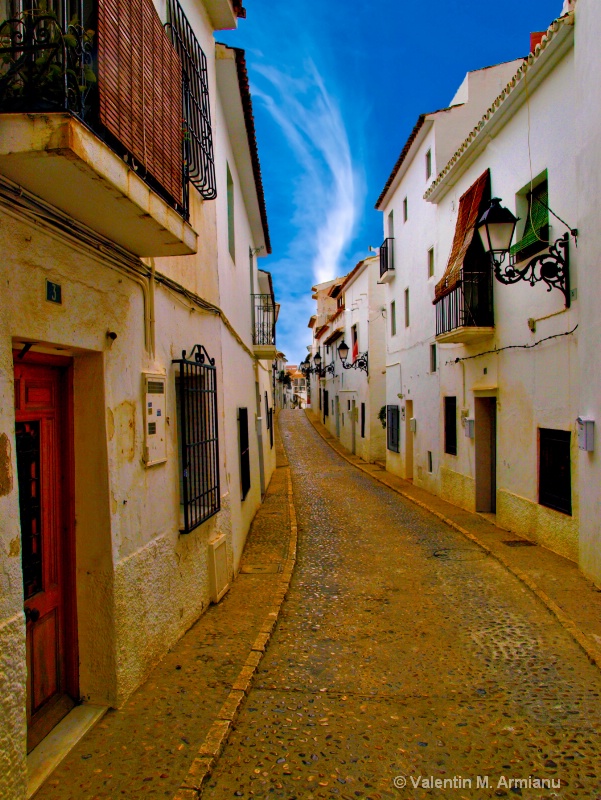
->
<box><xmin>252</xmin><ymin>294</ymin><xmax>277</xmax><ymax>359</ymax></box>
<box><xmin>379</xmin><ymin>237</ymin><xmax>395</xmax><ymax>283</ymax></box>
<box><xmin>0</xmin><ymin>1</ymin><xmax>215</xmax><ymax>257</ymax></box>
<box><xmin>435</xmin><ymin>269</ymin><xmax>494</xmax><ymax>344</ymax></box>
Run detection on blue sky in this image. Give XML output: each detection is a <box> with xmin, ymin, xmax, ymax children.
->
<box><xmin>219</xmin><ymin>0</ymin><xmax>562</xmax><ymax>365</ymax></box>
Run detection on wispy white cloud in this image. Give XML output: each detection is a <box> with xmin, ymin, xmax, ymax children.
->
<box><xmin>252</xmin><ymin>60</ymin><xmax>361</xmax><ymax>285</ymax></box>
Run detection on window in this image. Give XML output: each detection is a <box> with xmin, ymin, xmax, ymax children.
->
<box><xmin>430</xmin><ymin>343</ymin><xmax>437</xmax><ymax>373</ymax></box>
<box><xmin>173</xmin><ymin>346</ymin><xmax>220</xmax><ymax>532</ymax></box>
<box><xmin>512</xmin><ymin>179</ymin><xmax>549</xmax><ymax>262</ymax></box>
<box><xmin>428</xmin><ymin>247</ymin><xmax>435</xmax><ymax>278</ymax></box>
<box><xmin>227</xmin><ymin>163</ymin><xmax>235</xmax><ymax>261</ymax></box>
<box><xmin>404</xmin><ymin>288</ymin><xmax>410</xmax><ymax>327</ymax></box>
<box><xmin>387</xmin><ymin>210</ymin><xmax>395</xmax><ymax>238</ymax></box>
<box><xmin>361</xmin><ymin>403</ymin><xmax>366</xmax><ymax>438</ymax></box>
<box><xmin>426</xmin><ymin>149</ymin><xmax>432</xmax><ymax>180</ymax></box>
<box><xmin>387</xmin><ymin>405</ymin><xmax>400</xmax><ymax>452</ymax></box>
<box><xmin>444</xmin><ymin>397</ymin><xmax>457</xmax><ymax>456</ymax></box>
<box><xmin>539</xmin><ymin>428</ymin><xmax>571</xmax><ymax>515</ymax></box>
<box><xmin>427</xmin><ymin>451</ymin><xmax>433</xmax><ymax>473</ymax></box>
<box><xmin>347</xmin><ymin>400</ymin><xmax>351</xmax><ymax>411</ymax></box>
<box><xmin>403</xmin><ymin>196</ymin><xmax>408</xmax><ymax>222</ymax></box>
<box><xmin>166</xmin><ymin>0</ymin><xmax>216</xmax><ymax>199</ymax></box>
<box><xmin>324</xmin><ymin>390</ymin><xmax>329</xmax><ymax>417</ymax></box>
<box><xmin>238</xmin><ymin>407</ymin><xmax>251</xmax><ymax>500</ymax></box>
<box><xmin>351</xmin><ymin>324</ymin><xmax>359</xmax><ymax>360</ymax></box>
<box><xmin>390</xmin><ymin>301</ymin><xmax>397</xmax><ymax>336</ymax></box>
<box><xmin>331</xmin><ymin>399</ymin><xmax>334</xmax><ymax>415</ymax></box>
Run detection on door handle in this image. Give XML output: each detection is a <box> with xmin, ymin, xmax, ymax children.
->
<box><xmin>25</xmin><ymin>607</ymin><xmax>40</xmax><ymax>623</ymax></box>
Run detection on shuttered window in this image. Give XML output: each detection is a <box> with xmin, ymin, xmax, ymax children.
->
<box><xmin>539</xmin><ymin>428</ymin><xmax>571</xmax><ymax>515</ymax></box>
<box><xmin>238</xmin><ymin>408</ymin><xmax>251</xmax><ymax>500</ymax></box>
<box><xmin>511</xmin><ymin>181</ymin><xmax>549</xmax><ymax>261</ymax></box>
<box><xmin>386</xmin><ymin>405</ymin><xmax>400</xmax><ymax>453</ymax></box>
<box><xmin>444</xmin><ymin>397</ymin><xmax>457</xmax><ymax>456</ymax></box>
<box><xmin>97</xmin><ymin>0</ymin><xmax>183</xmax><ymax>206</ymax></box>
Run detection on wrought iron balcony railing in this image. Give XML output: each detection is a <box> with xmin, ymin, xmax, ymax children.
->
<box><xmin>435</xmin><ymin>268</ymin><xmax>494</xmax><ymax>337</ymax></box>
<box><xmin>252</xmin><ymin>294</ymin><xmax>276</xmax><ymax>347</ymax></box>
<box><xmin>380</xmin><ymin>237</ymin><xmax>394</xmax><ymax>278</ymax></box>
<box><xmin>0</xmin><ymin>4</ymin><xmax>94</xmax><ymax>118</ymax></box>
<box><xmin>0</xmin><ymin>0</ymin><xmax>218</xmax><ymax>220</ymax></box>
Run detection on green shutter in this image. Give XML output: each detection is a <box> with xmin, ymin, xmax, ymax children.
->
<box><xmin>511</xmin><ymin>184</ymin><xmax>549</xmax><ymax>258</ymax></box>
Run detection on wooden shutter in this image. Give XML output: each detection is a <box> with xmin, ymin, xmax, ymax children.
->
<box><xmin>435</xmin><ymin>170</ymin><xmax>490</xmax><ymax>301</ymax></box>
<box><xmin>97</xmin><ymin>0</ymin><xmax>183</xmax><ymax>205</ymax></box>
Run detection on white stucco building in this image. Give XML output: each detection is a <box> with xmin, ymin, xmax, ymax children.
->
<box><xmin>0</xmin><ymin>1</ymin><xmax>279</xmax><ymax>796</ymax></box>
<box><xmin>376</xmin><ymin>0</ymin><xmax>601</xmax><ymax>582</ymax></box>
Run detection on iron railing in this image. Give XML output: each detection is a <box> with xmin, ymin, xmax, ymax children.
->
<box><xmin>0</xmin><ymin>0</ymin><xmax>218</xmax><ymax>219</ymax></box>
<box><xmin>435</xmin><ymin>269</ymin><xmax>494</xmax><ymax>336</ymax></box>
<box><xmin>380</xmin><ymin>237</ymin><xmax>395</xmax><ymax>278</ymax></box>
<box><xmin>165</xmin><ymin>0</ymin><xmax>217</xmax><ymax>201</ymax></box>
<box><xmin>173</xmin><ymin>344</ymin><xmax>220</xmax><ymax>533</ymax></box>
<box><xmin>0</xmin><ymin>3</ymin><xmax>94</xmax><ymax>117</ymax></box>
<box><xmin>252</xmin><ymin>294</ymin><xmax>276</xmax><ymax>347</ymax></box>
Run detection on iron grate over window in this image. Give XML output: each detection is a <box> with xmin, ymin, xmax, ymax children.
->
<box><xmin>386</xmin><ymin>405</ymin><xmax>400</xmax><ymax>452</ymax></box>
<box><xmin>165</xmin><ymin>0</ymin><xmax>217</xmax><ymax>200</ymax></box>
<box><xmin>173</xmin><ymin>344</ymin><xmax>220</xmax><ymax>533</ymax></box>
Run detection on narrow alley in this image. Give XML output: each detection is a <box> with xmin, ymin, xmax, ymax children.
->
<box><xmin>201</xmin><ymin>411</ymin><xmax>601</xmax><ymax>799</ymax></box>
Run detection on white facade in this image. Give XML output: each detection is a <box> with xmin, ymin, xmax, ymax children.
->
<box><xmin>0</xmin><ymin>1</ymin><xmax>278</xmax><ymax>796</ymax></box>
<box><xmin>377</xmin><ymin>60</ymin><xmax>523</xmax><ymax>488</ymax></box>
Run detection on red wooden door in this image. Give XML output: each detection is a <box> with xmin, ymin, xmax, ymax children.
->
<box><xmin>14</xmin><ymin>357</ymin><xmax>77</xmax><ymax>752</ymax></box>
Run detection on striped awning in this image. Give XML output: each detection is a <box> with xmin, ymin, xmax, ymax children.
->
<box><xmin>434</xmin><ymin>170</ymin><xmax>490</xmax><ymax>302</ymax></box>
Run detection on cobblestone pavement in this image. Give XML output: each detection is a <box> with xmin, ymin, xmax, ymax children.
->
<box><xmin>35</xmin><ymin>430</ymin><xmax>292</xmax><ymax>800</ymax></box>
<box><xmin>202</xmin><ymin>411</ymin><xmax>601</xmax><ymax>800</ymax></box>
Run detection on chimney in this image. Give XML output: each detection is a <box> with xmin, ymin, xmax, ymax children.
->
<box><xmin>530</xmin><ymin>32</ymin><xmax>545</xmax><ymax>52</ymax></box>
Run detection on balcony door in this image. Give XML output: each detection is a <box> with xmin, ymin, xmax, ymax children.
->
<box><xmin>14</xmin><ymin>357</ymin><xmax>78</xmax><ymax>752</ymax></box>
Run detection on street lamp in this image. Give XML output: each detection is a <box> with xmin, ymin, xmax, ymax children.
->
<box><xmin>337</xmin><ymin>340</ymin><xmax>369</xmax><ymax>374</ymax></box>
<box><xmin>313</xmin><ymin>352</ymin><xmax>322</xmax><ymax>368</ymax></box>
<box><xmin>478</xmin><ymin>197</ymin><xmax>576</xmax><ymax>309</ymax></box>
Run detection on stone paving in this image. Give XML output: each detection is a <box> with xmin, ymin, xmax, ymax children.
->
<box><xmin>202</xmin><ymin>411</ymin><xmax>601</xmax><ymax>800</ymax></box>
<box><xmin>34</xmin><ymin>424</ymin><xmax>292</xmax><ymax>800</ymax></box>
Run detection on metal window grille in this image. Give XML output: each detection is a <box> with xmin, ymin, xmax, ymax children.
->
<box><xmin>173</xmin><ymin>344</ymin><xmax>220</xmax><ymax>533</ymax></box>
<box><xmin>386</xmin><ymin>405</ymin><xmax>400</xmax><ymax>452</ymax></box>
<box><xmin>252</xmin><ymin>294</ymin><xmax>276</xmax><ymax>346</ymax></box>
<box><xmin>539</xmin><ymin>428</ymin><xmax>571</xmax><ymax>515</ymax></box>
<box><xmin>238</xmin><ymin>407</ymin><xmax>251</xmax><ymax>500</ymax></box>
<box><xmin>444</xmin><ymin>396</ymin><xmax>457</xmax><ymax>456</ymax></box>
<box><xmin>165</xmin><ymin>0</ymin><xmax>217</xmax><ymax>200</ymax></box>
<box><xmin>380</xmin><ymin>237</ymin><xmax>394</xmax><ymax>278</ymax></box>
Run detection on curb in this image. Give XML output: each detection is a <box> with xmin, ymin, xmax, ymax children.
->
<box><xmin>304</xmin><ymin>409</ymin><xmax>601</xmax><ymax>673</ymax></box>
<box><xmin>173</xmin><ymin>448</ymin><xmax>298</xmax><ymax>799</ymax></box>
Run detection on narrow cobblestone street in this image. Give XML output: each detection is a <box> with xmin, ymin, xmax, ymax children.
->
<box><xmin>203</xmin><ymin>411</ymin><xmax>601</xmax><ymax>800</ymax></box>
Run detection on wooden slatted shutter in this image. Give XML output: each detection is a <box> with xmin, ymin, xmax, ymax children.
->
<box><xmin>97</xmin><ymin>0</ymin><xmax>183</xmax><ymax>205</ymax></box>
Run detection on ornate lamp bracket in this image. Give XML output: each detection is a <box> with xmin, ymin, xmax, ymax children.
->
<box><xmin>492</xmin><ymin>231</ymin><xmax>575</xmax><ymax>309</ymax></box>
<box><xmin>341</xmin><ymin>352</ymin><xmax>369</xmax><ymax>375</ymax></box>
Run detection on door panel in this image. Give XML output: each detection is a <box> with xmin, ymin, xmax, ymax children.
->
<box><xmin>14</xmin><ymin>358</ymin><xmax>77</xmax><ymax>752</ymax></box>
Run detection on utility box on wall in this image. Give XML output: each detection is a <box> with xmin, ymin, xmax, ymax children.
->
<box><xmin>577</xmin><ymin>417</ymin><xmax>594</xmax><ymax>452</ymax></box>
<box><xmin>143</xmin><ymin>373</ymin><xmax>167</xmax><ymax>465</ymax></box>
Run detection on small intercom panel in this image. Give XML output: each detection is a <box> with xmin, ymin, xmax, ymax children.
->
<box><xmin>143</xmin><ymin>373</ymin><xmax>167</xmax><ymax>466</ymax></box>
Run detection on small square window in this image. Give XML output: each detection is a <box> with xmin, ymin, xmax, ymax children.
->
<box><xmin>403</xmin><ymin>196</ymin><xmax>408</xmax><ymax>222</ymax></box>
<box><xmin>426</xmin><ymin>149</ymin><xmax>432</xmax><ymax>180</ymax></box>
<box><xmin>428</xmin><ymin>247</ymin><xmax>435</xmax><ymax>278</ymax></box>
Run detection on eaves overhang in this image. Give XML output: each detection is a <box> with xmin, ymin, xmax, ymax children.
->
<box><xmin>203</xmin><ymin>0</ymin><xmax>244</xmax><ymax>30</ymax></box>
<box><xmin>425</xmin><ymin>12</ymin><xmax>575</xmax><ymax>205</ymax></box>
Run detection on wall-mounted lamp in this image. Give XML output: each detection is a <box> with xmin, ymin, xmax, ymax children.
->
<box><xmin>337</xmin><ymin>340</ymin><xmax>368</xmax><ymax>374</ymax></box>
<box><xmin>477</xmin><ymin>197</ymin><xmax>577</xmax><ymax>309</ymax></box>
